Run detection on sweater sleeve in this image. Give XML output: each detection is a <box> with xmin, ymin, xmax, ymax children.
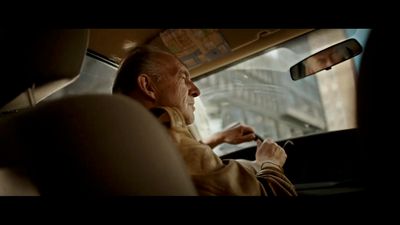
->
<box><xmin>150</xmin><ymin>106</ymin><xmax>297</xmax><ymax>196</ymax></box>
<box><xmin>256</xmin><ymin>162</ymin><xmax>297</xmax><ymax>196</ymax></box>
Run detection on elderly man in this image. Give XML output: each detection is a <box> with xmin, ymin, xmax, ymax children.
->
<box><xmin>112</xmin><ymin>45</ymin><xmax>297</xmax><ymax>196</ymax></box>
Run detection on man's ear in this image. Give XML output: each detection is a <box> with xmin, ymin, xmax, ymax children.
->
<box><xmin>137</xmin><ymin>74</ymin><xmax>157</xmax><ymax>100</ymax></box>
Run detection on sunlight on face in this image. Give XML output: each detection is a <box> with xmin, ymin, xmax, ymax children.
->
<box><xmin>152</xmin><ymin>53</ymin><xmax>200</xmax><ymax>124</ymax></box>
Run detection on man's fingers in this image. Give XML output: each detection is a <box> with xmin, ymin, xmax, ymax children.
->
<box><xmin>265</xmin><ymin>137</ymin><xmax>275</xmax><ymax>143</ymax></box>
<box><xmin>241</xmin><ymin>133</ymin><xmax>256</xmax><ymax>142</ymax></box>
<box><xmin>241</xmin><ymin>125</ymin><xmax>255</xmax><ymax>134</ymax></box>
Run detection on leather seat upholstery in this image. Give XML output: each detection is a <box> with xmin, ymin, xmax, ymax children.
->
<box><xmin>0</xmin><ymin>29</ymin><xmax>196</xmax><ymax>195</ymax></box>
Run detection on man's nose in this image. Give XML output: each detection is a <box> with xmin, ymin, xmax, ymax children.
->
<box><xmin>189</xmin><ymin>81</ymin><xmax>200</xmax><ymax>97</ymax></box>
<box><xmin>326</xmin><ymin>57</ymin><xmax>334</xmax><ymax>66</ymax></box>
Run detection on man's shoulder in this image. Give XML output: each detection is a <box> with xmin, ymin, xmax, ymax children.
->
<box><xmin>149</xmin><ymin>107</ymin><xmax>186</xmax><ymax>129</ymax></box>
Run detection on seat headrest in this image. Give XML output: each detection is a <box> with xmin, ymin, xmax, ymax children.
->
<box><xmin>0</xmin><ymin>29</ymin><xmax>89</xmax><ymax>109</ymax></box>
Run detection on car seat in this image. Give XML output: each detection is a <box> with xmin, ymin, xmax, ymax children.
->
<box><xmin>0</xmin><ymin>29</ymin><xmax>196</xmax><ymax>195</ymax></box>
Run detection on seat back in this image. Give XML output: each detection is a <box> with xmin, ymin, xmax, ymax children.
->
<box><xmin>0</xmin><ymin>29</ymin><xmax>89</xmax><ymax>111</ymax></box>
<box><xmin>0</xmin><ymin>29</ymin><xmax>196</xmax><ymax>195</ymax></box>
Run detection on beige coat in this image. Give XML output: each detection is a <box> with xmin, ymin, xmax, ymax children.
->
<box><xmin>150</xmin><ymin>107</ymin><xmax>297</xmax><ymax>196</ymax></box>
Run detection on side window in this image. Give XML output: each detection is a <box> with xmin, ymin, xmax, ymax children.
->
<box><xmin>47</xmin><ymin>54</ymin><xmax>118</xmax><ymax>100</ymax></box>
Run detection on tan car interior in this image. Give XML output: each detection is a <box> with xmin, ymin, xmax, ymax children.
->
<box><xmin>0</xmin><ymin>28</ymin><xmax>375</xmax><ymax>196</ymax></box>
<box><xmin>0</xmin><ymin>29</ymin><xmax>196</xmax><ymax>195</ymax></box>
<box><xmin>88</xmin><ymin>29</ymin><xmax>312</xmax><ymax>78</ymax></box>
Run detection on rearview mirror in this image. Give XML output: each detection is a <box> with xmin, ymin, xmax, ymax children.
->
<box><xmin>290</xmin><ymin>39</ymin><xmax>363</xmax><ymax>80</ymax></box>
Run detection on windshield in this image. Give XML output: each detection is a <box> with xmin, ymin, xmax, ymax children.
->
<box><xmin>192</xmin><ymin>29</ymin><xmax>370</xmax><ymax>155</ymax></box>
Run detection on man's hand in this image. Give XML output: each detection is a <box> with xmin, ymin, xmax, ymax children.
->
<box><xmin>255</xmin><ymin>138</ymin><xmax>287</xmax><ymax>169</ymax></box>
<box><xmin>201</xmin><ymin>123</ymin><xmax>256</xmax><ymax>149</ymax></box>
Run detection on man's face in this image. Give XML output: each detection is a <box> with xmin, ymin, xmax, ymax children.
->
<box><xmin>305</xmin><ymin>47</ymin><xmax>344</xmax><ymax>75</ymax></box>
<box><xmin>152</xmin><ymin>53</ymin><xmax>200</xmax><ymax>124</ymax></box>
